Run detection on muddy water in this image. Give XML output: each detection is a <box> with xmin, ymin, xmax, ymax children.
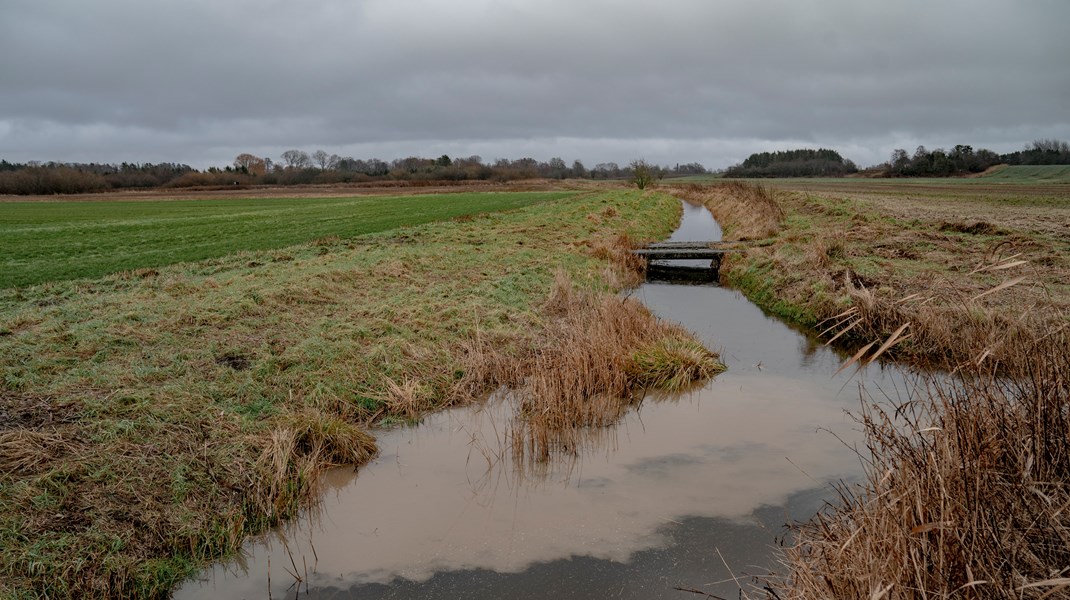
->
<box><xmin>176</xmin><ymin>203</ymin><xmax>915</xmax><ymax>599</ymax></box>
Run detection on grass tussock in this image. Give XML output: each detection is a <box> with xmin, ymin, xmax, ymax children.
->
<box><xmin>508</xmin><ymin>271</ymin><xmax>724</xmax><ymax>465</ymax></box>
<box><xmin>254</xmin><ymin>410</ymin><xmax>377</xmax><ymax>520</ymax></box>
<box><xmin>781</xmin><ymin>326</ymin><xmax>1070</xmax><ymax>598</ymax></box>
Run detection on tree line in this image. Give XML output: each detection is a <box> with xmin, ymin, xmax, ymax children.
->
<box><xmin>725</xmin><ymin>139</ymin><xmax>1070</xmax><ymax>179</ymax></box>
<box><xmin>724</xmin><ymin>148</ymin><xmax>858</xmax><ymax>178</ymax></box>
<box><xmin>882</xmin><ymin>140</ymin><xmax>1070</xmax><ymax>177</ymax></box>
<box><xmin>997</xmin><ymin>139</ymin><xmax>1070</xmax><ymax>166</ymax></box>
<box><xmin>0</xmin><ymin>153</ymin><xmax>709</xmax><ymax>195</ymax></box>
<box><xmin>0</xmin><ymin>161</ymin><xmax>196</xmax><ymax>195</ymax></box>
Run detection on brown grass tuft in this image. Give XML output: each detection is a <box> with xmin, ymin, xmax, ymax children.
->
<box><xmin>255</xmin><ymin>410</ymin><xmax>377</xmax><ymax>519</ymax></box>
<box><xmin>780</xmin><ymin>325</ymin><xmax>1070</xmax><ymax>598</ymax></box>
<box><xmin>0</xmin><ymin>429</ymin><xmax>80</xmax><ymax>475</ymax></box>
<box><xmin>588</xmin><ymin>233</ymin><xmax>648</xmax><ymax>287</ymax></box>
<box><xmin>508</xmin><ymin>272</ymin><xmax>724</xmax><ymax>465</ymax></box>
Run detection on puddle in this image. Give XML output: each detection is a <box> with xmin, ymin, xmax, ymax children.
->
<box><xmin>176</xmin><ymin>201</ymin><xmax>917</xmax><ymax>599</ymax></box>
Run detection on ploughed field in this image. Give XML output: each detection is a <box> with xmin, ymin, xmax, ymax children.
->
<box><xmin>0</xmin><ymin>191</ymin><xmax>574</xmax><ymax>288</ymax></box>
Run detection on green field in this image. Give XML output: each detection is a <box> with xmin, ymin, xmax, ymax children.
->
<box><xmin>0</xmin><ymin>191</ymin><xmax>574</xmax><ymax>288</ymax></box>
<box><xmin>978</xmin><ymin>164</ymin><xmax>1070</xmax><ymax>182</ymax></box>
<box><xmin>0</xmin><ymin>189</ymin><xmax>689</xmax><ymax>598</ymax></box>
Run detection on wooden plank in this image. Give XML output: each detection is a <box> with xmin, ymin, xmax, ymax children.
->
<box><xmin>643</xmin><ymin>241</ymin><xmax>725</xmax><ymax>249</ymax></box>
<box><xmin>632</xmin><ymin>248</ymin><xmax>726</xmax><ymax>259</ymax></box>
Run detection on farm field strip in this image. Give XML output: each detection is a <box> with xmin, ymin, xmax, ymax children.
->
<box><xmin>0</xmin><ymin>191</ymin><xmax>575</xmax><ymax>288</ymax></box>
<box><xmin>978</xmin><ymin>164</ymin><xmax>1070</xmax><ymax>182</ymax></box>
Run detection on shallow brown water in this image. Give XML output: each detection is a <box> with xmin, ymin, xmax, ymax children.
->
<box><xmin>176</xmin><ymin>203</ymin><xmax>917</xmax><ymax>599</ymax></box>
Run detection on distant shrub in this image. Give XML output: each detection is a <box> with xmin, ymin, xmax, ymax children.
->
<box><xmin>0</xmin><ymin>166</ymin><xmax>109</xmax><ymax>195</ymax></box>
<box><xmin>163</xmin><ymin>171</ymin><xmax>253</xmax><ymax>188</ymax></box>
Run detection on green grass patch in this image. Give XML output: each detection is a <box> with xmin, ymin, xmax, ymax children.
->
<box><xmin>0</xmin><ymin>192</ymin><xmax>574</xmax><ymax>288</ymax></box>
<box><xmin>978</xmin><ymin>164</ymin><xmax>1070</xmax><ymax>182</ymax></box>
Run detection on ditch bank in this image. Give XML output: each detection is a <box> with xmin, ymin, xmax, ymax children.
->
<box><xmin>176</xmin><ymin>201</ymin><xmax>922</xmax><ymax>599</ymax></box>
<box><xmin>676</xmin><ymin>182</ymin><xmax>1070</xmax><ymax>597</ymax></box>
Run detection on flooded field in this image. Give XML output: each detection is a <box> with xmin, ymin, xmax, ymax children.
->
<box><xmin>177</xmin><ymin>202</ymin><xmax>918</xmax><ymax>599</ymax></box>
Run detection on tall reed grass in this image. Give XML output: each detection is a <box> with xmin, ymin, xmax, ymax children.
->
<box><xmin>781</xmin><ymin>325</ymin><xmax>1070</xmax><ymax>598</ymax></box>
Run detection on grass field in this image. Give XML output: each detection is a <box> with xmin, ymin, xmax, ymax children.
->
<box><xmin>680</xmin><ymin>163</ymin><xmax>1070</xmax><ymax>189</ymax></box>
<box><xmin>0</xmin><ymin>191</ymin><xmax>574</xmax><ymax>289</ymax></box>
<box><xmin>0</xmin><ymin>189</ymin><xmax>724</xmax><ymax>598</ymax></box>
<box><xmin>978</xmin><ymin>164</ymin><xmax>1070</xmax><ymax>182</ymax></box>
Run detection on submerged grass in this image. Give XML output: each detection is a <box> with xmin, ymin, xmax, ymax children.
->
<box><xmin>690</xmin><ymin>180</ymin><xmax>1070</xmax><ymax>598</ymax></box>
<box><xmin>0</xmin><ymin>189</ymin><xmax>708</xmax><ymax>598</ymax></box>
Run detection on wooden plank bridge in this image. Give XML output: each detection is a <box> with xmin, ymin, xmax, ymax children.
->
<box><xmin>632</xmin><ymin>241</ymin><xmax>737</xmax><ymax>283</ymax></box>
<box><xmin>631</xmin><ymin>241</ymin><xmax>732</xmax><ymax>261</ymax></box>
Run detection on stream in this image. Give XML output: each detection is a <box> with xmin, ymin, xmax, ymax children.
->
<box><xmin>176</xmin><ymin>201</ymin><xmax>916</xmax><ymax>599</ymax></box>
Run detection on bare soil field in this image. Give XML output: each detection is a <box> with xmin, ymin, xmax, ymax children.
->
<box><xmin>0</xmin><ymin>178</ymin><xmax>626</xmax><ymax>203</ymax></box>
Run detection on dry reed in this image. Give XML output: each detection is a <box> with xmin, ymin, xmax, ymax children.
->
<box><xmin>507</xmin><ymin>271</ymin><xmax>725</xmax><ymax>466</ymax></box>
<box><xmin>779</xmin><ymin>324</ymin><xmax>1070</xmax><ymax>599</ymax></box>
<box><xmin>671</xmin><ymin>181</ymin><xmax>784</xmax><ymax>241</ymax></box>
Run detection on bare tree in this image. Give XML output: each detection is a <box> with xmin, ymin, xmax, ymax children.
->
<box><xmin>280</xmin><ymin>149</ymin><xmax>311</xmax><ymax>169</ymax></box>
<box><xmin>312</xmin><ymin>150</ymin><xmax>330</xmax><ymax>170</ymax></box>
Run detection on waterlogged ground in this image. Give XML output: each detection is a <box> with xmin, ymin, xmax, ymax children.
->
<box><xmin>177</xmin><ymin>203</ymin><xmax>919</xmax><ymax>599</ymax></box>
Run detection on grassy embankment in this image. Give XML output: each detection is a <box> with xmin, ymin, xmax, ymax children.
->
<box><xmin>0</xmin><ymin>189</ymin><xmax>723</xmax><ymax>598</ymax></box>
<box><xmin>675</xmin><ymin>180</ymin><xmax>1070</xmax><ymax>597</ymax></box>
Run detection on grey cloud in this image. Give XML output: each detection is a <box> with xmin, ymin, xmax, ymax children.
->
<box><xmin>1</xmin><ymin>0</ymin><xmax>1068</xmax><ymax>169</ymax></box>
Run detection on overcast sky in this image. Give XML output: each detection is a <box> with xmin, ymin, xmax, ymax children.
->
<box><xmin>2</xmin><ymin>0</ymin><xmax>1068</xmax><ymax>170</ymax></box>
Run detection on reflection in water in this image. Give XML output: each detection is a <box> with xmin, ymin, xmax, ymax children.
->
<box><xmin>176</xmin><ymin>203</ymin><xmax>918</xmax><ymax>599</ymax></box>
<box><xmin>666</xmin><ymin>201</ymin><xmax>722</xmax><ymax>243</ymax></box>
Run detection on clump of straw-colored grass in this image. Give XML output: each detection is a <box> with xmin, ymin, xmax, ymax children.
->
<box><xmin>508</xmin><ymin>271</ymin><xmax>724</xmax><ymax>465</ymax></box>
<box><xmin>779</xmin><ymin>324</ymin><xmax>1070</xmax><ymax>598</ymax></box>
<box><xmin>254</xmin><ymin>410</ymin><xmax>377</xmax><ymax>519</ymax></box>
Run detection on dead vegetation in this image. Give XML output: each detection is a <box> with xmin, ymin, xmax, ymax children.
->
<box><xmin>507</xmin><ymin>271</ymin><xmax>724</xmax><ymax>465</ymax></box>
<box><xmin>671</xmin><ymin>181</ymin><xmax>784</xmax><ymax>241</ymax></box>
<box><xmin>692</xmin><ymin>181</ymin><xmax>1069</xmax><ymax>374</ymax></box>
<box><xmin>699</xmin><ymin>180</ymin><xmax>1070</xmax><ymax>598</ymax></box>
<box><xmin>782</xmin><ymin>325</ymin><xmax>1070</xmax><ymax>599</ymax></box>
